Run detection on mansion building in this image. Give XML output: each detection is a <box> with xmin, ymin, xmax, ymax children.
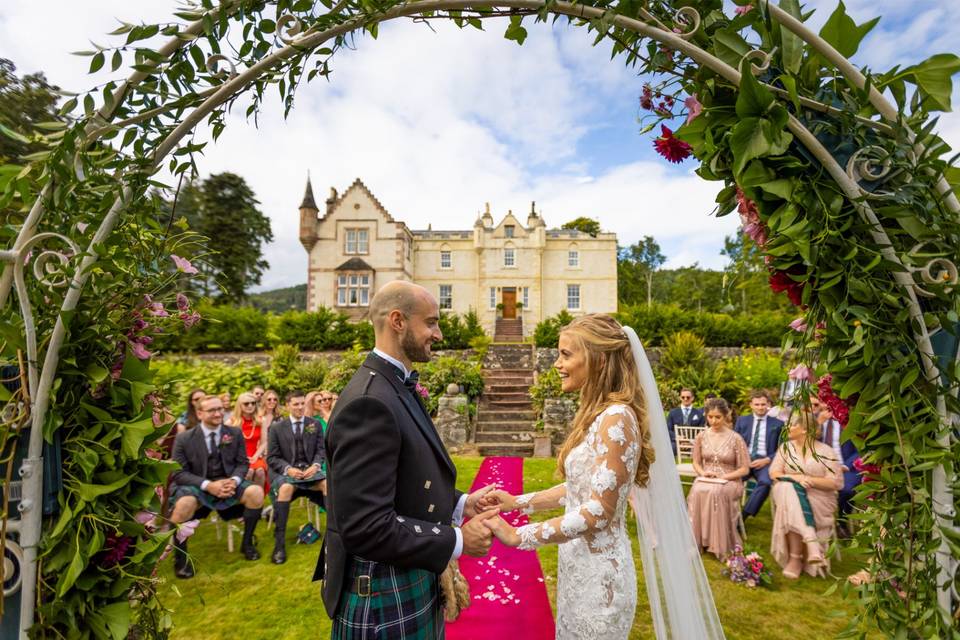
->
<box><xmin>298</xmin><ymin>178</ymin><xmax>618</xmax><ymax>337</ymax></box>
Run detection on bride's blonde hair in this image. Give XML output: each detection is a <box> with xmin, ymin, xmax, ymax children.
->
<box><xmin>555</xmin><ymin>314</ymin><xmax>655</xmax><ymax>486</ymax></box>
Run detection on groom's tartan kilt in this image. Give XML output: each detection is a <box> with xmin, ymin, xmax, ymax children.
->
<box><xmin>332</xmin><ymin>557</ymin><xmax>443</xmax><ymax>640</ymax></box>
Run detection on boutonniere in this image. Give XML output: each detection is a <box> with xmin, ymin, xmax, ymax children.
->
<box><xmin>305</xmin><ymin>423</ymin><xmax>318</xmax><ymax>435</ymax></box>
<box><xmin>220</xmin><ymin>433</ymin><xmax>234</xmax><ymax>447</ymax></box>
<box><xmin>415</xmin><ymin>382</ymin><xmax>430</xmax><ymax>400</ymax></box>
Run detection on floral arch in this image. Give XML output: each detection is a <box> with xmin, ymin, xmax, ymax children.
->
<box><xmin>0</xmin><ymin>0</ymin><xmax>957</xmax><ymax>637</ymax></box>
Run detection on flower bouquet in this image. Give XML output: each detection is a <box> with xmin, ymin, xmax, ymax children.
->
<box><xmin>721</xmin><ymin>545</ymin><xmax>773</xmax><ymax>588</ymax></box>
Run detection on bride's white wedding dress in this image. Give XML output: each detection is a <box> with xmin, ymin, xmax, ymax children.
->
<box><xmin>513</xmin><ymin>404</ymin><xmax>640</xmax><ymax>640</ymax></box>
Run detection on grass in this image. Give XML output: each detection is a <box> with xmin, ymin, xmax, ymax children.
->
<box><xmin>158</xmin><ymin>456</ymin><xmax>871</xmax><ymax>640</ymax></box>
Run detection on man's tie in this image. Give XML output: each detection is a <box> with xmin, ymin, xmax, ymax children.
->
<box><xmin>208</xmin><ymin>430</ymin><xmax>217</xmax><ymax>454</ymax></box>
<box><xmin>682</xmin><ymin>406</ymin><xmax>690</xmax><ymax>423</ymax></box>
<box><xmin>293</xmin><ymin>421</ymin><xmax>302</xmax><ymax>437</ymax></box>
<box><xmin>751</xmin><ymin>419</ymin><xmax>761</xmax><ymax>457</ymax></box>
<box><xmin>403</xmin><ymin>370</ymin><xmax>420</xmax><ymax>395</ymax></box>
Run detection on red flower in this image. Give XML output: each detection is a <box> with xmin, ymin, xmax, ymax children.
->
<box><xmin>653</xmin><ymin>125</ymin><xmax>692</xmax><ymax>163</ymax></box>
<box><xmin>816</xmin><ymin>374</ymin><xmax>855</xmax><ymax>428</ymax></box>
<box><xmin>768</xmin><ymin>268</ymin><xmax>806</xmax><ymax>306</ymax></box>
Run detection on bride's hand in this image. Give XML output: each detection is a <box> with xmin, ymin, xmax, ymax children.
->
<box><xmin>477</xmin><ymin>489</ymin><xmax>517</xmax><ymax>513</ymax></box>
<box><xmin>482</xmin><ymin>515</ymin><xmax>521</xmax><ymax>548</ymax></box>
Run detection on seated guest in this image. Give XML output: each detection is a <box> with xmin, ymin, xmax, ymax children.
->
<box><xmin>814</xmin><ymin>398</ymin><xmax>861</xmax><ymax>538</ymax></box>
<box><xmin>174</xmin><ymin>387</ymin><xmax>205</xmax><ymax>434</ymax></box>
<box><xmin>735</xmin><ymin>390</ymin><xmax>784</xmax><ymax>520</ymax></box>
<box><xmin>169</xmin><ymin>395</ymin><xmax>264</xmax><ymax>578</ymax></box>
<box><xmin>687</xmin><ymin>397</ymin><xmax>750</xmax><ymax>558</ymax></box>
<box><xmin>769</xmin><ymin>411</ymin><xmax>843</xmax><ymax>579</ymax></box>
<box><xmin>228</xmin><ymin>392</ymin><xmax>268</xmax><ymax>489</ymax></box>
<box><xmin>666</xmin><ymin>387</ymin><xmax>703</xmax><ymax>455</ymax></box>
<box><xmin>266</xmin><ymin>390</ymin><xmax>327</xmax><ymax>565</ymax></box>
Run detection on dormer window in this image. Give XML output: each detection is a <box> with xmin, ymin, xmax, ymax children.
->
<box><xmin>505</xmin><ymin>225</ymin><xmax>515</xmax><ymax>238</ymax></box>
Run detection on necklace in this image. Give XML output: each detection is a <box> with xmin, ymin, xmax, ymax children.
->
<box><xmin>703</xmin><ymin>429</ymin><xmax>733</xmax><ymax>473</ymax></box>
<box><xmin>241</xmin><ymin>416</ymin><xmax>258</xmax><ymax>440</ymax></box>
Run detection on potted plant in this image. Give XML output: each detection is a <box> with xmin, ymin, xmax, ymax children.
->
<box><xmin>516</xmin><ymin>301</ymin><xmax>524</xmax><ymax>312</ymax></box>
<box><xmin>495</xmin><ymin>302</ymin><xmax>504</xmax><ymax>317</ymax></box>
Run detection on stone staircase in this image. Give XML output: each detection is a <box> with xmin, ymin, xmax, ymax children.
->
<box><xmin>475</xmin><ymin>344</ymin><xmax>536</xmax><ymax>457</ymax></box>
<box><xmin>494</xmin><ymin>318</ymin><xmax>523</xmax><ymax>342</ymax></box>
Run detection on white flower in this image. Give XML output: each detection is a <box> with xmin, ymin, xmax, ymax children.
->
<box><xmin>541</xmin><ymin>522</ymin><xmax>557</xmax><ymax>540</ymax></box>
<box><xmin>607</xmin><ymin>421</ymin><xmax>627</xmax><ymax>445</ymax></box>
<box><xmin>560</xmin><ymin>512</ymin><xmax>588</xmax><ymax>537</ymax></box>
<box><xmin>591</xmin><ymin>462</ymin><xmax>619</xmax><ymax>492</ymax></box>
<box><xmin>585</xmin><ymin>499</ymin><xmax>605</xmax><ymax>517</ymax></box>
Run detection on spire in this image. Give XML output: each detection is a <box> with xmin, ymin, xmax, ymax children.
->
<box><xmin>300</xmin><ymin>174</ymin><xmax>318</xmax><ymax>210</ymax></box>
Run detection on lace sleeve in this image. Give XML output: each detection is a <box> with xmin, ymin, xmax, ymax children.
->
<box><xmin>515</xmin><ymin>406</ymin><xmax>640</xmax><ymax>550</ymax></box>
<box><xmin>514</xmin><ymin>484</ymin><xmax>567</xmax><ymax>515</ymax></box>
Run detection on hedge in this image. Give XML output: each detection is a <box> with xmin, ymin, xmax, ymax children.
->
<box><xmin>615</xmin><ymin>303</ymin><xmax>792</xmax><ymax>347</ymax></box>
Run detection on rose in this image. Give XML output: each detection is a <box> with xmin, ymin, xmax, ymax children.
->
<box><xmin>415</xmin><ymin>382</ymin><xmax>430</xmax><ymax>399</ymax></box>
<box><xmin>220</xmin><ymin>433</ymin><xmax>234</xmax><ymax>447</ymax></box>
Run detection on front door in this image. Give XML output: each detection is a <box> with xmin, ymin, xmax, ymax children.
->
<box><xmin>502</xmin><ymin>289</ymin><xmax>517</xmax><ymax>319</ymax></box>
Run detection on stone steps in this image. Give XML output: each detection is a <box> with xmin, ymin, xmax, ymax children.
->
<box><xmin>476</xmin><ymin>345</ymin><xmax>538</xmax><ymax>457</ymax></box>
<box><xmin>474</xmin><ymin>430</ymin><xmax>533</xmax><ymax>443</ymax></box>
<box><xmin>477</xmin><ymin>442</ymin><xmax>535</xmax><ymax>457</ymax></box>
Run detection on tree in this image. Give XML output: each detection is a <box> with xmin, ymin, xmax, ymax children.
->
<box><xmin>0</xmin><ymin>58</ymin><xmax>61</xmax><ymax>163</ymax></box>
<box><xmin>165</xmin><ymin>172</ymin><xmax>274</xmax><ymax>301</ymax></box>
<box><xmin>561</xmin><ymin>216</ymin><xmax>601</xmax><ymax>236</ymax></box>
<box><xmin>720</xmin><ymin>232</ymin><xmax>788</xmax><ymax>314</ymax></box>
<box><xmin>620</xmin><ymin>235</ymin><xmax>666</xmax><ymax>307</ymax></box>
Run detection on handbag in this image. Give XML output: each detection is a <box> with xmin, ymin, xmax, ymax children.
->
<box><xmin>296</xmin><ymin>522</ymin><xmax>321</xmax><ymax>545</ymax></box>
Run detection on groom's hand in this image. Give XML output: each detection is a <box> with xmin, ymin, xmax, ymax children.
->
<box><xmin>477</xmin><ymin>489</ymin><xmax>516</xmax><ymax>513</ymax></box>
<box><xmin>464</xmin><ymin>484</ymin><xmax>497</xmax><ymax>518</ymax></box>
<box><xmin>461</xmin><ymin>508</ymin><xmax>498</xmax><ymax>557</ymax></box>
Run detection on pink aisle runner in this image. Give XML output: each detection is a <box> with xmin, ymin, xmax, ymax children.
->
<box><xmin>447</xmin><ymin>456</ymin><xmax>556</xmax><ymax>639</ymax></box>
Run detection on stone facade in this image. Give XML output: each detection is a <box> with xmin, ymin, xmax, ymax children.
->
<box><xmin>298</xmin><ymin>178</ymin><xmax>619</xmax><ymax>336</ymax></box>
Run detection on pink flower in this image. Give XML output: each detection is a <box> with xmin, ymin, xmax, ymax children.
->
<box><xmin>176</xmin><ymin>519</ymin><xmax>200</xmax><ymax>543</ymax></box>
<box><xmin>180</xmin><ymin>311</ymin><xmax>201</xmax><ymax>328</ymax></box>
<box><xmin>176</xmin><ymin>293</ymin><xmax>190</xmax><ymax>310</ymax></box>
<box><xmin>788</xmin><ymin>317</ymin><xmax>808</xmax><ymax>332</ymax></box>
<box><xmin>144</xmin><ymin>295</ymin><xmax>169</xmax><ymax>317</ymax></box>
<box><xmin>653</xmin><ymin>125</ymin><xmax>693</xmax><ymax>163</ymax></box>
<box><xmin>77</xmin><ymin>222</ymin><xmax>89</xmax><ymax>233</ymax></box>
<box><xmin>415</xmin><ymin>382</ymin><xmax>430</xmax><ymax>399</ymax></box>
<box><xmin>684</xmin><ymin>94</ymin><xmax>703</xmax><ymax>124</ymax></box>
<box><xmin>171</xmin><ymin>254</ymin><xmax>198</xmax><ymax>274</ymax></box>
<box><xmin>735</xmin><ymin>5</ymin><xmax>753</xmax><ymax>15</ymax></box>
<box><xmin>130</xmin><ymin>341</ymin><xmax>153</xmax><ymax>360</ymax></box>
<box><xmin>736</xmin><ymin>187</ymin><xmax>768</xmax><ymax>247</ymax></box>
<box><xmin>788</xmin><ymin>364</ymin><xmax>812</xmax><ymax>381</ymax></box>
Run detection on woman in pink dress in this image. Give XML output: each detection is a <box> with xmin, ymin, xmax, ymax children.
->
<box><xmin>769</xmin><ymin>411</ymin><xmax>843</xmax><ymax>578</ymax></box>
<box><xmin>687</xmin><ymin>397</ymin><xmax>750</xmax><ymax>558</ymax></box>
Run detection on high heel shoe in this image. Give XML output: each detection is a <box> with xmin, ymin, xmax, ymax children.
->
<box><xmin>782</xmin><ymin>552</ymin><xmax>804</xmax><ymax>580</ymax></box>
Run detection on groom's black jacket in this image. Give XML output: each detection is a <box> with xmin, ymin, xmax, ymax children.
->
<box><xmin>315</xmin><ymin>353</ymin><xmax>462</xmax><ymax>616</ymax></box>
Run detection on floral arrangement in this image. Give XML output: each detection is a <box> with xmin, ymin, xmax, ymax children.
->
<box><xmin>721</xmin><ymin>545</ymin><xmax>773</xmax><ymax>588</ymax></box>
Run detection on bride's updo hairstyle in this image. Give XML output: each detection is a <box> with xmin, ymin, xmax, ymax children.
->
<box><xmin>555</xmin><ymin>314</ymin><xmax>656</xmax><ymax>486</ymax></box>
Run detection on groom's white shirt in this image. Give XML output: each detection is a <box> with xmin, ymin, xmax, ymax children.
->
<box><xmin>373</xmin><ymin>348</ymin><xmax>467</xmax><ymax>561</ymax></box>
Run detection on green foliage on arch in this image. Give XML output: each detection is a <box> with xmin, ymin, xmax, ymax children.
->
<box><xmin>0</xmin><ymin>0</ymin><xmax>958</xmax><ymax>637</ymax></box>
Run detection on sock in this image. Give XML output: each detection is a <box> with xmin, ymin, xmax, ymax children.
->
<box><xmin>173</xmin><ymin>537</ymin><xmax>189</xmax><ymax>568</ymax></box>
<box><xmin>242</xmin><ymin>507</ymin><xmax>262</xmax><ymax>547</ymax></box>
<box><xmin>274</xmin><ymin>501</ymin><xmax>291</xmax><ymax>548</ymax></box>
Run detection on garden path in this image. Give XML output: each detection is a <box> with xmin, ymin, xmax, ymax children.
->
<box><xmin>447</xmin><ymin>456</ymin><xmax>555</xmax><ymax>639</ymax></box>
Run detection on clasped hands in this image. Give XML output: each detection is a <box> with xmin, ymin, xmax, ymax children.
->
<box><xmin>459</xmin><ymin>485</ymin><xmax>522</xmax><ymax>553</ymax></box>
<box><xmin>205</xmin><ymin>478</ymin><xmax>239</xmax><ymax>498</ymax></box>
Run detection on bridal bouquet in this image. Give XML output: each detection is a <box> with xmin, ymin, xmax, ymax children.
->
<box><xmin>721</xmin><ymin>545</ymin><xmax>773</xmax><ymax>588</ymax></box>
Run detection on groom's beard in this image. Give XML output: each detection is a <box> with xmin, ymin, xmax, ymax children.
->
<box><xmin>401</xmin><ymin>329</ymin><xmax>432</xmax><ymax>363</ymax></box>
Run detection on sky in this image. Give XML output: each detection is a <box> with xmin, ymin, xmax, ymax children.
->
<box><xmin>2</xmin><ymin>0</ymin><xmax>958</xmax><ymax>291</ymax></box>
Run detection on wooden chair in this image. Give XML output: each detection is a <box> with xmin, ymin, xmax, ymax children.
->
<box><xmin>674</xmin><ymin>426</ymin><xmax>704</xmax><ymax>486</ymax></box>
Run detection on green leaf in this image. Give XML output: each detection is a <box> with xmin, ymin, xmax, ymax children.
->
<box><xmin>900</xmin><ymin>54</ymin><xmax>960</xmax><ymax>112</ymax></box>
<box><xmin>0</xmin><ymin>122</ymin><xmax>30</xmax><ymax>144</ymax></box>
<box><xmin>504</xmin><ymin>16</ymin><xmax>527</xmax><ymax>45</ymax></box>
<box><xmin>736</xmin><ymin>59</ymin><xmax>775</xmax><ymax>119</ymax></box>
<box><xmin>121</xmin><ymin>416</ymin><xmax>156</xmax><ymax>459</ymax></box>
<box><xmin>58</xmin><ymin>545</ymin><xmax>87</xmax><ymax>597</ymax></box>
<box><xmin>75</xmin><ymin>475</ymin><xmax>133</xmax><ymax>501</ymax></box>
<box><xmin>778</xmin><ymin>0</ymin><xmax>803</xmax><ymax>74</ymax></box>
<box><xmin>713</xmin><ymin>28</ymin><xmax>751</xmax><ymax>70</ymax></box>
<box><xmin>818</xmin><ymin>1</ymin><xmax>880</xmax><ymax>59</ymax></box>
<box><xmin>89</xmin><ymin>52</ymin><xmax>105</xmax><ymax>74</ymax></box>
<box><xmin>85</xmin><ymin>364</ymin><xmax>109</xmax><ymax>385</ymax></box>
<box><xmin>88</xmin><ymin>602</ymin><xmax>132</xmax><ymax>640</ymax></box>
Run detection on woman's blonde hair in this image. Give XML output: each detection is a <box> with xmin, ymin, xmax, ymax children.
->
<box><xmin>227</xmin><ymin>392</ymin><xmax>258</xmax><ymax>427</ymax></box>
<box><xmin>555</xmin><ymin>314</ymin><xmax>656</xmax><ymax>486</ymax></box>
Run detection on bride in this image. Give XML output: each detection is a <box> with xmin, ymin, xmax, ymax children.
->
<box><xmin>480</xmin><ymin>314</ymin><xmax>725</xmax><ymax>640</ymax></box>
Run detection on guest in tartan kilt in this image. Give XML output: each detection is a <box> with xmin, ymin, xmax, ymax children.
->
<box><xmin>315</xmin><ymin>281</ymin><xmax>499</xmax><ymax>639</ymax></box>
<box><xmin>168</xmin><ymin>394</ymin><xmax>264</xmax><ymax>578</ymax></box>
<box><xmin>267</xmin><ymin>389</ymin><xmax>327</xmax><ymax>564</ymax></box>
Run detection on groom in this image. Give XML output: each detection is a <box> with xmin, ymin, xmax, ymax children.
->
<box><xmin>315</xmin><ymin>280</ymin><xmax>498</xmax><ymax>638</ymax></box>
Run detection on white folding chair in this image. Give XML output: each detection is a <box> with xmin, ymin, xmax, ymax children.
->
<box><xmin>675</xmin><ymin>426</ymin><xmax>704</xmax><ymax>486</ymax></box>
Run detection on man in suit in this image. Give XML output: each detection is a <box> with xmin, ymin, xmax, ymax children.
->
<box><xmin>665</xmin><ymin>387</ymin><xmax>703</xmax><ymax>455</ymax></box>
<box><xmin>267</xmin><ymin>389</ymin><xmax>327</xmax><ymax>564</ymax></box>
<box><xmin>316</xmin><ymin>280</ymin><xmax>498</xmax><ymax>638</ymax></box>
<box><xmin>735</xmin><ymin>390</ymin><xmax>784</xmax><ymax>520</ymax></box>
<box><xmin>169</xmin><ymin>394</ymin><xmax>264</xmax><ymax>578</ymax></box>
<box><xmin>813</xmin><ymin>397</ymin><xmax>860</xmax><ymax>538</ymax></box>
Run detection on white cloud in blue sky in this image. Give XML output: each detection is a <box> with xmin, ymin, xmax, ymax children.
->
<box><xmin>1</xmin><ymin>1</ymin><xmax>957</xmax><ymax>290</ymax></box>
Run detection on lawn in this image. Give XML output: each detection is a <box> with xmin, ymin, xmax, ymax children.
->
<box><xmin>158</xmin><ymin>456</ymin><xmax>870</xmax><ymax>640</ymax></box>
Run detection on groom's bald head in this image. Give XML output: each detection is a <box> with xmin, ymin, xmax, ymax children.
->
<box><xmin>370</xmin><ymin>280</ymin><xmax>428</xmax><ymax>332</ymax></box>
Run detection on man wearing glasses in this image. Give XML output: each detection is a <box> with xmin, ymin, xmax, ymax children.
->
<box><xmin>169</xmin><ymin>395</ymin><xmax>265</xmax><ymax>578</ymax></box>
<box><xmin>666</xmin><ymin>387</ymin><xmax>703</xmax><ymax>455</ymax></box>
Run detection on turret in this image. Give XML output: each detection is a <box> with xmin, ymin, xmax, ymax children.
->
<box><xmin>299</xmin><ymin>176</ymin><xmax>319</xmax><ymax>252</ymax></box>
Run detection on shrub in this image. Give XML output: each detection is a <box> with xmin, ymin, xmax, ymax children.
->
<box><xmin>529</xmin><ymin>367</ymin><xmax>577</xmax><ymax>416</ymax></box>
<box><xmin>721</xmin><ymin>348</ymin><xmax>786</xmax><ymax>407</ymax></box>
<box><xmin>156</xmin><ymin>302</ymin><xmax>270</xmax><ymax>352</ymax></box>
<box><xmin>322</xmin><ymin>345</ymin><xmax>368</xmax><ymax>393</ymax></box>
<box><xmin>616</xmin><ymin>303</ymin><xmax>792</xmax><ymax>347</ymax></box>
<box><xmin>533</xmin><ymin>309</ymin><xmax>575</xmax><ymax>347</ymax></box>
<box><xmin>655</xmin><ymin>331</ymin><xmax>736</xmax><ymax>404</ymax></box>
<box><xmin>152</xmin><ymin>357</ymin><xmax>270</xmax><ymax>411</ymax></box>
<box><xmin>419</xmin><ymin>354</ymin><xmax>484</xmax><ymax>415</ymax></box>
<box><xmin>273</xmin><ymin>307</ymin><xmax>364</xmax><ymax>350</ymax></box>
<box><xmin>436</xmin><ymin>309</ymin><xmax>486</xmax><ymax>349</ymax></box>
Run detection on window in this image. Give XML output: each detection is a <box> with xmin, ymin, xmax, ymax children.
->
<box><xmin>337</xmin><ymin>273</ymin><xmax>371</xmax><ymax>306</ymax></box>
<box><xmin>489</xmin><ymin>287</ymin><xmax>497</xmax><ymax>310</ymax></box>
<box><xmin>504</xmin><ymin>247</ymin><xmax>516</xmax><ymax>267</ymax></box>
<box><xmin>567</xmin><ymin>284</ymin><xmax>581</xmax><ymax>310</ymax></box>
<box><xmin>345</xmin><ymin>228</ymin><xmax>369</xmax><ymax>254</ymax></box>
<box><xmin>440</xmin><ymin>250</ymin><xmax>452</xmax><ymax>269</ymax></box>
<box><xmin>568</xmin><ymin>249</ymin><xmax>579</xmax><ymax>267</ymax></box>
<box><xmin>439</xmin><ymin>285</ymin><xmax>452</xmax><ymax>310</ymax></box>
<box><xmin>505</xmin><ymin>225</ymin><xmax>515</xmax><ymax>238</ymax></box>
<box><xmin>522</xmin><ymin>287</ymin><xmax>529</xmax><ymax>308</ymax></box>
